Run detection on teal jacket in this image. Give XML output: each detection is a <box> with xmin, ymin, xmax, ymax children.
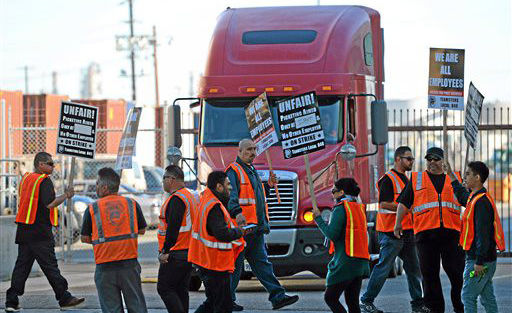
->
<box><xmin>315</xmin><ymin>197</ymin><xmax>370</xmax><ymax>286</ymax></box>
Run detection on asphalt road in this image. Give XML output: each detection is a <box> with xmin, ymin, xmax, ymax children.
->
<box><xmin>1</xmin><ymin>260</ymin><xmax>510</xmax><ymax>312</ymax></box>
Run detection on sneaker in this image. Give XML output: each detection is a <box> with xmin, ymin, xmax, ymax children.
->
<box><xmin>60</xmin><ymin>296</ymin><xmax>85</xmax><ymax>310</ymax></box>
<box><xmin>360</xmin><ymin>301</ymin><xmax>384</xmax><ymax>313</ymax></box>
<box><xmin>4</xmin><ymin>304</ymin><xmax>21</xmax><ymax>312</ymax></box>
<box><xmin>272</xmin><ymin>295</ymin><xmax>299</xmax><ymax>310</ymax></box>
<box><xmin>412</xmin><ymin>305</ymin><xmax>432</xmax><ymax>313</ymax></box>
<box><xmin>233</xmin><ymin>302</ymin><xmax>244</xmax><ymax>311</ymax></box>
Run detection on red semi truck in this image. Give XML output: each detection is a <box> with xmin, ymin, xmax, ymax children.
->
<box><xmin>172</xmin><ymin>5</ymin><xmax>388</xmax><ymax>278</ymax></box>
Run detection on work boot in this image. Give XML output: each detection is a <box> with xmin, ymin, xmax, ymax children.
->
<box><xmin>4</xmin><ymin>304</ymin><xmax>21</xmax><ymax>312</ymax></box>
<box><xmin>412</xmin><ymin>304</ymin><xmax>433</xmax><ymax>313</ymax></box>
<box><xmin>59</xmin><ymin>296</ymin><xmax>85</xmax><ymax>309</ymax></box>
<box><xmin>233</xmin><ymin>302</ymin><xmax>244</xmax><ymax>311</ymax></box>
<box><xmin>272</xmin><ymin>295</ymin><xmax>299</xmax><ymax>310</ymax></box>
<box><xmin>360</xmin><ymin>301</ymin><xmax>384</xmax><ymax>313</ymax></box>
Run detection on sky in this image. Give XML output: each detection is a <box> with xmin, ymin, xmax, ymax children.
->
<box><xmin>1</xmin><ymin>0</ymin><xmax>511</xmax><ymax>106</ymax></box>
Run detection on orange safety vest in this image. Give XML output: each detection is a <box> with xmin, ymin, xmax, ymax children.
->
<box><xmin>329</xmin><ymin>200</ymin><xmax>370</xmax><ymax>260</ymax></box>
<box><xmin>16</xmin><ymin>172</ymin><xmax>58</xmax><ymax>226</ymax></box>
<box><xmin>376</xmin><ymin>170</ymin><xmax>413</xmax><ymax>232</ymax></box>
<box><xmin>89</xmin><ymin>195</ymin><xmax>139</xmax><ymax>264</ymax></box>
<box><xmin>188</xmin><ymin>188</ymin><xmax>245</xmax><ymax>272</ymax></box>
<box><xmin>460</xmin><ymin>192</ymin><xmax>506</xmax><ymax>252</ymax></box>
<box><xmin>157</xmin><ymin>188</ymin><xmax>199</xmax><ymax>252</ymax></box>
<box><xmin>410</xmin><ymin>171</ymin><xmax>462</xmax><ymax>234</ymax></box>
<box><xmin>226</xmin><ymin>162</ymin><xmax>270</xmax><ymax>224</ymax></box>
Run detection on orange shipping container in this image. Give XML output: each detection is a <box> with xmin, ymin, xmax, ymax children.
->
<box><xmin>0</xmin><ymin>90</ymin><xmax>24</xmax><ymax>158</ymax></box>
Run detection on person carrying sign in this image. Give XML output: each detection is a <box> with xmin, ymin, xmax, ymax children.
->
<box><xmin>5</xmin><ymin>152</ymin><xmax>85</xmax><ymax>312</ymax></box>
<box><xmin>313</xmin><ymin>178</ymin><xmax>370</xmax><ymax>313</ymax></box>
<box><xmin>227</xmin><ymin>139</ymin><xmax>299</xmax><ymax>311</ymax></box>
<box><xmin>394</xmin><ymin>147</ymin><xmax>465</xmax><ymax>313</ymax></box>
<box><xmin>80</xmin><ymin>167</ymin><xmax>148</xmax><ymax>313</ymax></box>
<box><xmin>157</xmin><ymin>165</ymin><xmax>199</xmax><ymax>313</ymax></box>
<box><xmin>360</xmin><ymin>146</ymin><xmax>425</xmax><ymax>313</ymax></box>
<box><xmin>445</xmin><ymin>160</ymin><xmax>505</xmax><ymax>313</ymax></box>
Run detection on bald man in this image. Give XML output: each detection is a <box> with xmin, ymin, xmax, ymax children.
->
<box><xmin>225</xmin><ymin>139</ymin><xmax>298</xmax><ymax>311</ymax></box>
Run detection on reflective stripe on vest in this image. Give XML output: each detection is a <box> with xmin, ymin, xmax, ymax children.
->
<box><xmin>91</xmin><ymin>198</ymin><xmax>137</xmax><ymax>245</ymax></box>
<box><xmin>16</xmin><ymin>173</ymin><xmax>58</xmax><ymax>226</ymax></box>
<box><xmin>226</xmin><ymin>162</ymin><xmax>269</xmax><ymax>223</ymax></box>
<box><xmin>376</xmin><ymin>171</ymin><xmax>412</xmax><ymax>232</ymax></box>
<box><xmin>175</xmin><ymin>190</ymin><xmax>192</xmax><ymax>232</ymax></box>
<box><xmin>411</xmin><ymin>171</ymin><xmax>461</xmax><ymax>234</ymax></box>
<box><xmin>460</xmin><ymin>192</ymin><xmax>506</xmax><ymax>251</ymax></box>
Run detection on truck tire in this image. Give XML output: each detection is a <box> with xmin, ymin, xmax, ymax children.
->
<box><xmin>189</xmin><ymin>275</ymin><xmax>202</xmax><ymax>291</ymax></box>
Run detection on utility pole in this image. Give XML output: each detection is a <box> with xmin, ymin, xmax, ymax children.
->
<box><xmin>128</xmin><ymin>0</ymin><xmax>136</xmax><ymax>101</ymax></box>
<box><xmin>52</xmin><ymin>71</ymin><xmax>58</xmax><ymax>94</ymax></box>
<box><xmin>19</xmin><ymin>66</ymin><xmax>32</xmax><ymax>93</ymax></box>
<box><xmin>152</xmin><ymin>25</ymin><xmax>160</xmax><ymax>107</ymax></box>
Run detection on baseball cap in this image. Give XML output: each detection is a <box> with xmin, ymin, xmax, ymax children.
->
<box><xmin>425</xmin><ymin>147</ymin><xmax>444</xmax><ymax>159</ymax></box>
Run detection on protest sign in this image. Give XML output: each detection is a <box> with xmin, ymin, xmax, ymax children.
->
<box><xmin>115</xmin><ymin>107</ymin><xmax>142</xmax><ymax>170</ymax></box>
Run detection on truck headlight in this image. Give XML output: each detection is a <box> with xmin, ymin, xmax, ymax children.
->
<box><xmin>302</xmin><ymin>210</ymin><xmax>314</xmax><ymax>223</ymax></box>
<box><xmin>74</xmin><ymin>201</ymin><xmax>88</xmax><ymax>214</ymax></box>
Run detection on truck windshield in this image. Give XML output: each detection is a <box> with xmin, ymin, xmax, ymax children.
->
<box><xmin>201</xmin><ymin>96</ymin><xmax>342</xmax><ymax>145</ymax></box>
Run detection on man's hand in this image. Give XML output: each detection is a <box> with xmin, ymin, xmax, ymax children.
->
<box><xmin>268</xmin><ymin>172</ymin><xmax>278</xmax><ymax>188</ymax></box>
<box><xmin>158</xmin><ymin>253</ymin><xmax>170</xmax><ymax>264</ymax></box>
<box><xmin>236</xmin><ymin>213</ymin><xmax>247</xmax><ymax>227</ymax></box>
<box><xmin>473</xmin><ymin>264</ymin><xmax>486</xmax><ymax>276</ymax></box>
<box><xmin>65</xmin><ymin>187</ymin><xmax>75</xmax><ymax>199</ymax></box>
<box><xmin>443</xmin><ymin>160</ymin><xmax>457</xmax><ymax>181</ymax></box>
<box><xmin>312</xmin><ymin>206</ymin><xmax>321</xmax><ymax>218</ymax></box>
<box><xmin>393</xmin><ymin>224</ymin><xmax>403</xmax><ymax>239</ymax></box>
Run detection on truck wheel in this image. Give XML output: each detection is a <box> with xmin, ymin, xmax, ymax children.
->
<box><xmin>189</xmin><ymin>275</ymin><xmax>202</xmax><ymax>291</ymax></box>
<box><xmin>240</xmin><ymin>268</ymin><xmax>252</xmax><ymax>280</ymax></box>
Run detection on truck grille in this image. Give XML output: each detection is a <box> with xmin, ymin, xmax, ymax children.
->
<box><xmin>257</xmin><ymin>170</ymin><xmax>297</xmax><ymax>224</ymax></box>
<box><xmin>267</xmin><ymin>179</ymin><xmax>295</xmax><ymax>221</ymax></box>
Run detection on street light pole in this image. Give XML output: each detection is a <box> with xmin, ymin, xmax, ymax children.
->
<box><xmin>129</xmin><ymin>0</ymin><xmax>136</xmax><ymax>101</ymax></box>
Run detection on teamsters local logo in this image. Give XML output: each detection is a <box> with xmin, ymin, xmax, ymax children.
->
<box><xmin>106</xmin><ymin>202</ymin><xmax>125</xmax><ymax>227</ymax></box>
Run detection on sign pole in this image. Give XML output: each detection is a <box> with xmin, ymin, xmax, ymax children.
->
<box><xmin>304</xmin><ymin>154</ymin><xmax>318</xmax><ymax>211</ymax></box>
<box><xmin>265</xmin><ymin>150</ymin><xmax>281</xmax><ymax>203</ymax></box>
<box><xmin>463</xmin><ymin>145</ymin><xmax>470</xmax><ymax>180</ymax></box>
<box><xmin>443</xmin><ymin>110</ymin><xmax>448</xmax><ymax>157</ymax></box>
<box><xmin>65</xmin><ymin>156</ymin><xmax>75</xmax><ymax>263</ymax></box>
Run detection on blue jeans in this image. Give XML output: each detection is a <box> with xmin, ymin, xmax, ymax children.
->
<box><xmin>462</xmin><ymin>259</ymin><xmax>498</xmax><ymax>313</ymax></box>
<box><xmin>231</xmin><ymin>233</ymin><xmax>285</xmax><ymax>304</ymax></box>
<box><xmin>361</xmin><ymin>232</ymin><xmax>423</xmax><ymax>306</ymax></box>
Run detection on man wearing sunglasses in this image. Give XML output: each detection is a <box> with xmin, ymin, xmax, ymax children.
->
<box><xmin>360</xmin><ymin>146</ymin><xmax>426</xmax><ymax>313</ymax></box>
<box><xmin>5</xmin><ymin>152</ymin><xmax>85</xmax><ymax>312</ymax></box>
<box><xmin>394</xmin><ymin>147</ymin><xmax>465</xmax><ymax>313</ymax></box>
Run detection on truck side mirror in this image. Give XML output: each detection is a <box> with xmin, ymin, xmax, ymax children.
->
<box><xmin>167</xmin><ymin>104</ymin><xmax>182</xmax><ymax>148</ymax></box>
<box><xmin>370</xmin><ymin>100</ymin><xmax>388</xmax><ymax>145</ymax></box>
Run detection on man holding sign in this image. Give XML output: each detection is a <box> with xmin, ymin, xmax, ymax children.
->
<box><xmin>226</xmin><ymin>139</ymin><xmax>299</xmax><ymax>311</ymax></box>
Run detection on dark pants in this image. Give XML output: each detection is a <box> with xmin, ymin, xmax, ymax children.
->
<box><xmin>198</xmin><ymin>267</ymin><xmax>233</xmax><ymax>313</ymax></box>
<box><xmin>5</xmin><ymin>241</ymin><xmax>72</xmax><ymax>307</ymax></box>
<box><xmin>416</xmin><ymin>229</ymin><xmax>465</xmax><ymax>313</ymax></box>
<box><xmin>157</xmin><ymin>258</ymin><xmax>192</xmax><ymax>313</ymax></box>
<box><xmin>94</xmin><ymin>261</ymin><xmax>148</xmax><ymax>313</ymax></box>
<box><xmin>324</xmin><ymin>277</ymin><xmax>363</xmax><ymax>313</ymax></box>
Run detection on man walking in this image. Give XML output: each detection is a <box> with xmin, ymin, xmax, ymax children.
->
<box><xmin>81</xmin><ymin>167</ymin><xmax>148</xmax><ymax>313</ymax></box>
<box><xmin>5</xmin><ymin>152</ymin><xmax>84</xmax><ymax>312</ymax></box>
<box><xmin>395</xmin><ymin>147</ymin><xmax>464</xmax><ymax>313</ymax></box>
<box><xmin>227</xmin><ymin>139</ymin><xmax>298</xmax><ymax>311</ymax></box>
<box><xmin>446</xmin><ymin>160</ymin><xmax>505</xmax><ymax>313</ymax></box>
<box><xmin>157</xmin><ymin>165</ymin><xmax>199</xmax><ymax>313</ymax></box>
<box><xmin>188</xmin><ymin>171</ymin><xmax>246</xmax><ymax>313</ymax></box>
<box><xmin>360</xmin><ymin>146</ymin><xmax>425</xmax><ymax>313</ymax></box>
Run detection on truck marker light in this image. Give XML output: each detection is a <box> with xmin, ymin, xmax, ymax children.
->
<box><xmin>322</xmin><ymin>85</ymin><xmax>332</xmax><ymax>91</ymax></box>
<box><xmin>303</xmin><ymin>210</ymin><xmax>314</xmax><ymax>223</ymax></box>
<box><xmin>246</xmin><ymin>87</ymin><xmax>256</xmax><ymax>92</ymax></box>
<box><xmin>283</xmin><ymin>86</ymin><xmax>294</xmax><ymax>92</ymax></box>
<box><xmin>208</xmin><ymin>88</ymin><xmax>219</xmax><ymax>93</ymax></box>
<box><xmin>265</xmin><ymin>87</ymin><xmax>275</xmax><ymax>92</ymax></box>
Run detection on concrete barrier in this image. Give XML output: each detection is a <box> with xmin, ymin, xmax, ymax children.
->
<box><xmin>0</xmin><ymin>215</ymin><xmax>41</xmax><ymax>281</ymax></box>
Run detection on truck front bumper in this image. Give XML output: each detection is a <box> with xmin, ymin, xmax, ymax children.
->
<box><xmin>262</xmin><ymin>227</ymin><xmax>331</xmax><ymax>277</ymax></box>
